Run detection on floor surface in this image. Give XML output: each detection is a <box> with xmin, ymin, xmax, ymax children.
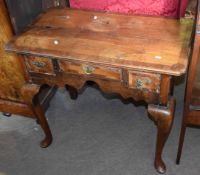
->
<box><xmin>0</xmin><ymin>80</ymin><xmax>200</xmax><ymax>175</ymax></box>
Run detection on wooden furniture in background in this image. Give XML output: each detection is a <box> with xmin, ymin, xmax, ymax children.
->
<box><xmin>0</xmin><ymin>0</ymin><xmax>30</xmax><ymax>116</ymax></box>
<box><xmin>176</xmin><ymin>0</ymin><xmax>200</xmax><ymax>164</ymax></box>
<box><xmin>0</xmin><ymin>0</ymin><xmax>57</xmax><ymax>133</ymax></box>
<box><xmin>6</xmin><ymin>7</ymin><xmax>193</xmax><ymax>173</ymax></box>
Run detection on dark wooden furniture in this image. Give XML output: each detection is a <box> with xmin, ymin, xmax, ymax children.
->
<box><xmin>0</xmin><ymin>0</ymin><xmax>32</xmax><ymax>116</ymax></box>
<box><xmin>6</xmin><ymin>7</ymin><xmax>193</xmax><ymax>173</ymax></box>
<box><xmin>0</xmin><ymin>0</ymin><xmax>60</xmax><ymax>118</ymax></box>
<box><xmin>176</xmin><ymin>0</ymin><xmax>200</xmax><ymax>164</ymax></box>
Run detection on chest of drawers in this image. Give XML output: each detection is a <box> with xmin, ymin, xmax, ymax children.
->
<box><xmin>6</xmin><ymin>8</ymin><xmax>193</xmax><ymax>173</ymax></box>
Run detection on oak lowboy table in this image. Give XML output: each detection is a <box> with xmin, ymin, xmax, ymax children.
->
<box><xmin>6</xmin><ymin>8</ymin><xmax>192</xmax><ymax>173</ymax></box>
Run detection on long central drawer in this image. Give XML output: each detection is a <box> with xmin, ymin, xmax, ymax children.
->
<box><xmin>59</xmin><ymin>61</ymin><xmax>121</xmax><ymax>81</ymax></box>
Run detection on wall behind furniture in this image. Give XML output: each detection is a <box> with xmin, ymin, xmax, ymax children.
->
<box><xmin>5</xmin><ymin>0</ymin><xmax>43</xmax><ymax>34</ymax></box>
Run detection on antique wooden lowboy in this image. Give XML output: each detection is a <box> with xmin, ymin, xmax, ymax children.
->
<box><xmin>5</xmin><ymin>6</ymin><xmax>193</xmax><ymax>173</ymax></box>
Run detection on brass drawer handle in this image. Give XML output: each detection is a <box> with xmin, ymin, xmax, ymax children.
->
<box><xmin>135</xmin><ymin>79</ymin><xmax>143</xmax><ymax>89</ymax></box>
<box><xmin>82</xmin><ymin>65</ymin><xmax>95</xmax><ymax>74</ymax></box>
<box><xmin>32</xmin><ymin>61</ymin><xmax>46</xmax><ymax>68</ymax></box>
<box><xmin>135</xmin><ymin>78</ymin><xmax>152</xmax><ymax>90</ymax></box>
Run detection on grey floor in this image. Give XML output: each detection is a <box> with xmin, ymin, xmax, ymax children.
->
<box><xmin>0</xmin><ymin>80</ymin><xmax>200</xmax><ymax>175</ymax></box>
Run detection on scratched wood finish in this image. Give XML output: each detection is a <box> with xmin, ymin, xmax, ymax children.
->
<box><xmin>0</xmin><ymin>0</ymin><xmax>25</xmax><ymax>102</ymax></box>
<box><xmin>6</xmin><ymin>8</ymin><xmax>193</xmax><ymax>76</ymax></box>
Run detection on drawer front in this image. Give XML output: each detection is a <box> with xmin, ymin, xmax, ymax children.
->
<box><xmin>129</xmin><ymin>71</ymin><xmax>160</xmax><ymax>93</ymax></box>
<box><xmin>25</xmin><ymin>56</ymin><xmax>54</xmax><ymax>75</ymax></box>
<box><xmin>59</xmin><ymin>61</ymin><xmax>121</xmax><ymax>81</ymax></box>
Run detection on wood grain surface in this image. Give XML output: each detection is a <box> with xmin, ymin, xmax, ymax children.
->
<box><xmin>0</xmin><ymin>0</ymin><xmax>25</xmax><ymax>102</ymax></box>
<box><xmin>6</xmin><ymin>8</ymin><xmax>193</xmax><ymax>76</ymax></box>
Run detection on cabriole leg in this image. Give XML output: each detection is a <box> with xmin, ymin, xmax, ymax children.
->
<box><xmin>148</xmin><ymin>97</ymin><xmax>175</xmax><ymax>174</ymax></box>
<box><xmin>21</xmin><ymin>84</ymin><xmax>52</xmax><ymax>148</ymax></box>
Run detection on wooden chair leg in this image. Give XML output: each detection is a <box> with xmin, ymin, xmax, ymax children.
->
<box><xmin>21</xmin><ymin>84</ymin><xmax>52</xmax><ymax>148</ymax></box>
<box><xmin>148</xmin><ymin>97</ymin><xmax>175</xmax><ymax>174</ymax></box>
<box><xmin>176</xmin><ymin>123</ymin><xmax>187</xmax><ymax>164</ymax></box>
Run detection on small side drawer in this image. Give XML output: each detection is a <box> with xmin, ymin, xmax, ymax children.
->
<box><xmin>24</xmin><ymin>56</ymin><xmax>55</xmax><ymax>75</ymax></box>
<box><xmin>128</xmin><ymin>71</ymin><xmax>160</xmax><ymax>93</ymax></box>
<box><xmin>59</xmin><ymin>61</ymin><xmax>121</xmax><ymax>81</ymax></box>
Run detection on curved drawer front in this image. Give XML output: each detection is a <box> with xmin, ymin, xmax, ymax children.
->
<box><xmin>25</xmin><ymin>56</ymin><xmax>55</xmax><ymax>75</ymax></box>
<box><xmin>59</xmin><ymin>61</ymin><xmax>121</xmax><ymax>81</ymax></box>
<box><xmin>128</xmin><ymin>71</ymin><xmax>160</xmax><ymax>93</ymax></box>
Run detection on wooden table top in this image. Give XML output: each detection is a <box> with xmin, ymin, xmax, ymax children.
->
<box><xmin>6</xmin><ymin>8</ymin><xmax>193</xmax><ymax>76</ymax></box>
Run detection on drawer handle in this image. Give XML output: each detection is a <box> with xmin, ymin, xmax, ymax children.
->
<box><xmin>135</xmin><ymin>78</ymin><xmax>152</xmax><ymax>90</ymax></box>
<box><xmin>135</xmin><ymin>79</ymin><xmax>143</xmax><ymax>89</ymax></box>
<box><xmin>82</xmin><ymin>65</ymin><xmax>95</xmax><ymax>75</ymax></box>
<box><xmin>32</xmin><ymin>61</ymin><xmax>46</xmax><ymax>68</ymax></box>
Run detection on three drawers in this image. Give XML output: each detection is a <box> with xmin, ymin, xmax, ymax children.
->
<box><xmin>24</xmin><ymin>56</ymin><xmax>160</xmax><ymax>93</ymax></box>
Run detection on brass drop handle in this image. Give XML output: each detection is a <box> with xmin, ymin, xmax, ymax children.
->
<box><xmin>135</xmin><ymin>79</ymin><xmax>143</xmax><ymax>89</ymax></box>
<box><xmin>135</xmin><ymin>78</ymin><xmax>152</xmax><ymax>90</ymax></box>
<box><xmin>32</xmin><ymin>61</ymin><xmax>46</xmax><ymax>68</ymax></box>
<box><xmin>82</xmin><ymin>65</ymin><xmax>95</xmax><ymax>75</ymax></box>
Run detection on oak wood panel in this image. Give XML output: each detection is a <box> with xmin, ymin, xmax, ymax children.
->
<box><xmin>35</xmin><ymin>9</ymin><xmax>187</xmax><ymax>37</ymax></box>
<box><xmin>59</xmin><ymin>61</ymin><xmax>121</xmax><ymax>81</ymax></box>
<box><xmin>6</xmin><ymin>8</ymin><xmax>193</xmax><ymax>76</ymax></box>
<box><xmin>0</xmin><ymin>0</ymin><xmax>25</xmax><ymax>102</ymax></box>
